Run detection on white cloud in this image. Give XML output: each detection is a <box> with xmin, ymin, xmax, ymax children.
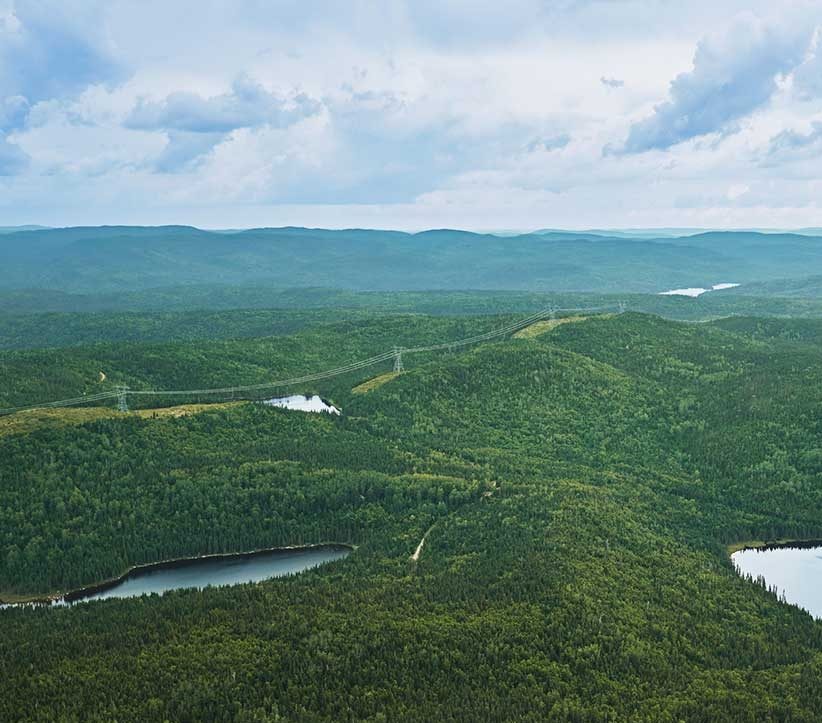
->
<box><xmin>768</xmin><ymin>121</ymin><xmax>822</xmax><ymax>156</ymax></box>
<box><xmin>600</xmin><ymin>77</ymin><xmax>625</xmax><ymax>89</ymax></box>
<box><xmin>621</xmin><ymin>13</ymin><xmax>814</xmax><ymax>153</ymax></box>
<box><xmin>792</xmin><ymin>27</ymin><xmax>822</xmax><ymax>99</ymax></box>
<box><xmin>1</xmin><ymin>1</ymin><xmax>822</xmax><ymax>227</ymax></box>
<box><xmin>0</xmin><ymin>0</ymin><xmax>126</xmax><ymax>127</ymax></box>
<box><xmin>126</xmin><ymin>76</ymin><xmax>321</xmax><ymax>134</ymax></box>
<box><xmin>0</xmin><ymin>131</ymin><xmax>26</xmax><ymax>173</ymax></box>
<box><xmin>122</xmin><ymin>74</ymin><xmax>323</xmax><ymax>170</ymax></box>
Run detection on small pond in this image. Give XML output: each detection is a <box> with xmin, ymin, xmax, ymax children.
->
<box><xmin>732</xmin><ymin>543</ymin><xmax>822</xmax><ymax>619</ymax></box>
<box><xmin>263</xmin><ymin>394</ymin><xmax>340</xmax><ymax>414</ymax></box>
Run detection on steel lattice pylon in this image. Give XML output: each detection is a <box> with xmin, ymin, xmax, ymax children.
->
<box><xmin>115</xmin><ymin>385</ymin><xmax>130</xmax><ymax>412</ymax></box>
<box><xmin>393</xmin><ymin>347</ymin><xmax>404</xmax><ymax>373</ymax></box>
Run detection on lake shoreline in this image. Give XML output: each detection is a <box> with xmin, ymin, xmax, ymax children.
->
<box><xmin>0</xmin><ymin>542</ymin><xmax>355</xmax><ymax>606</ymax></box>
<box><xmin>727</xmin><ymin>538</ymin><xmax>822</xmax><ymax>555</ymax></box>
<box><xmin>729</xmin><ymin>538</ymin><xmax>822</xmax><ymax>620</ymax></box>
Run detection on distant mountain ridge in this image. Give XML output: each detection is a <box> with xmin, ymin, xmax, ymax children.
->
<box><xmin>0</xmin><ymin>225</ymin><xmax>50</xmax><ymax>234</ymax></box>
<box><xmin>1</xmin><ymin>225</ymin><xmax>821</xmax><ymax>295</ymax></box>
<box><xmin>532</xmin><ymin>227</ymin><xmax>822</xmax><ymax>238</ymax></box>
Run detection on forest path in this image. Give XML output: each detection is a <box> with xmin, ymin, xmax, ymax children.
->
<box><xmin>411</xmin><ymin>525</ymin><xmax>435</xmax><ymax>563</ymax></box>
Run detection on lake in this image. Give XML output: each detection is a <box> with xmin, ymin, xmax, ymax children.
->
<box><xmin>659</xmin><ymin>282</ymin><xmax>740</xmax><ymax>297</ymax></box>
<box><xmin>2</xmin><ymin>545</ymin><xmax>351</xmax><ymax>608</ymax></box>
<box><xmin>263</xmin><ymin>394</ymin><xmax>340</xmax><ymax>414</ymax></box>
<box><xmin>732</xmin><ymin>543</ymin><xmax>822</xmax><ymax>619</ymax></box>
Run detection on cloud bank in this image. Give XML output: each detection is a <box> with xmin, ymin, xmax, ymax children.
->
<box><xmin>1</xmin><ymin>0</ymin><xmax>822</xmax><ymax>228</ymax></box>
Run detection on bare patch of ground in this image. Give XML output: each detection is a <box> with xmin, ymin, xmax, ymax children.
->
<box><xmin>352</xmin><ymin>371</ymin><xmax>400</xmax><ymax>395</ymax></box>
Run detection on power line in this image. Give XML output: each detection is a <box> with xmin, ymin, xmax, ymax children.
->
<box><xmin>115</xmin><ymin>385</ymin><xmax>130</xmax><ymax>413</ymax></box>
<box><xmin>130</xmin><ymin>305</ymin><xmax>590</xmax><ymax>397</ymax></box>
<box><xmin>392</xmin><ymin>347</ymin><xmax>404</xmax><ymax>374</ymax></box>
<box><xmin>129</xmin><ymin>349</ymin><xmax>399</xmax><ymax>397</ymax></box>
<box><xmin>0</xmin><ymin>391</ymin><xmax>120</xmax><ymax>416</ymax></box>
<box><xmin>0</xmin><ymin>304</ymin><xmax>623</xmax><ymax>415</ymax></box>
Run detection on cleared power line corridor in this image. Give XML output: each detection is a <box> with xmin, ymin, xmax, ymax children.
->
<box><xmin>0</xmin><ymin>305</ymin><xmax>620</xmax><ymax>417</ymax></box>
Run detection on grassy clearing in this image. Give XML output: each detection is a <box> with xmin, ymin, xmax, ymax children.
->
<box><xmin>513</xmin><ymin>315</ymin><xmax>600</xmax><ymax>339</ymax></box>
<box><xmin>0</xmin><ymin>402</ymin><xmax>244</xmax><ymax>437</ymax></box>
<box><xmin>133</xmin><ymin>402</ymin><xmax>244</xmax><ymax>419</ymax></box>
<box><xmin>352</xmin><ymin>371</ymin><xmax>400</xmax><ymax>395</ymax></box>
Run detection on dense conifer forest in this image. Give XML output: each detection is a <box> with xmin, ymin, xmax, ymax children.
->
<box><xmin>3</xmin><ymin>309</ymin><xmax>822</xmax><ymax>720</ymax></box>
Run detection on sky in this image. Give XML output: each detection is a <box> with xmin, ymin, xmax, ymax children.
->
<box><xmin>1</xmin><ymin>0</ymin><xmax>822</xmax><ymax>230</ymax></box>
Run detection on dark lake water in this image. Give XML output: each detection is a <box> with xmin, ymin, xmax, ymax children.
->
<box><xmin>732</xmin><ymin>544</ymin><xmax>822</xmax><ymax>619</ymax></box>
<box><xmin>80</xmin><ymin>546</ymin><xmax>351</xmax><ymax>603</ymax></box>
<box><xmin>0</xmin><ymin>546</ymin><xmax>351</xmax><ymax>609</ymax></box>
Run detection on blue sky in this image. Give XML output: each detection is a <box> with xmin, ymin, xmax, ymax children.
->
<box><xmin>1</xmin><ymin>0</ymin><xmax>822</xmax><ymax>230</ymax></box>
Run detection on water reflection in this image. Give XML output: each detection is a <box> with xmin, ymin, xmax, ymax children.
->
<box><xmin>732</xmin><ymin>544</ymin><xmax>822</xmax><ymax>619</ymax></box>
<box><xmin>263</xmin><ymin>395</ymin><xmax>340</xmax><ymax>414</ymax></box>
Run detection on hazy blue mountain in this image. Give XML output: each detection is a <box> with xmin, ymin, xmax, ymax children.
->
<box><xmin>533</xmin><ymin>227</ymin><xmax>822</xmax><ymax>239</ymax></box>
<box><xmin>532</xmin><ymin>227</ymin><xmax>707</xmax><ymax>238</ymax></box>
<box><xmin>0</xmin><ymin>225</ymin><xmax>50</xmax><ymax>234</ymax></box>
<box><xmin>1</xmin><ymin>225</ymin><xmax>820</xmax><ymax>295</ymax></box>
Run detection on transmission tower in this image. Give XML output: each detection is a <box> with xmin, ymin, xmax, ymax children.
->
<box><xmin>618</xmin><ymin>301</ymin><xmax>627</xmax><ymax>314</ymax></box>
<box><xmin>115</xmin><ymin>385</ymin><xmax>130</xmax><ymax>412</ymax></box>
<box><xmin>393</xmin><ymin>347</ymin><xmax>404</xmax><ymax>373</ymax></box>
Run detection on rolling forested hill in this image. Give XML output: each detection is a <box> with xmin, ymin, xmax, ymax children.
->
<box><xmin>3</xmin><ymin>225</ymin><xmax>822</xmax><ymax>294</ymax></box>
<box><xmin>5</xmin><ymin>288</ymin><xmax>822</xmax><ymax>356</ymax></box>
<box><xmin>3</xmin><ymin>311</ymin><xmax>822</xmax><ymax>720</ymax></box>
<box><xmin>5</xmin><ymin>285</ymin><xmax>822</xmax><ymax>317</ymax></box>
<box><xmin>723</xmin><ymin>275</ymin><xmax>822</xmax><ymax>298</ymax></box>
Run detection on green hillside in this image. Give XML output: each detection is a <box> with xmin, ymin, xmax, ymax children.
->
<box><xmin>0</xmin><ymin>314</ymin><xmax>515</xmax><ymax>411</ymax></box>
<box><xmin>0</xmin><ymin>308</ymin><xmax>379</xmax><ymax>351</ymax></box>
<box><xmin>7</xmin><ymin>288</ymin><xmax>822</xmax><ymax>355</ymax></box>
<box><xmin>724</xmin><ymin>275</ymin><xmax>822</xmax><ymax>298</ymax></box>
<box><xmin>3</xmin><ymin>312</ymin><xmax>822</xmax><ymax>720</ymax></box>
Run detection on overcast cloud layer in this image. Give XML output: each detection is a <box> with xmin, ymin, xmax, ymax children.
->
<box><xmin>1</xmin><ymin>0</ymin><xmax>822</xmax><ymax>229</ymax></box>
